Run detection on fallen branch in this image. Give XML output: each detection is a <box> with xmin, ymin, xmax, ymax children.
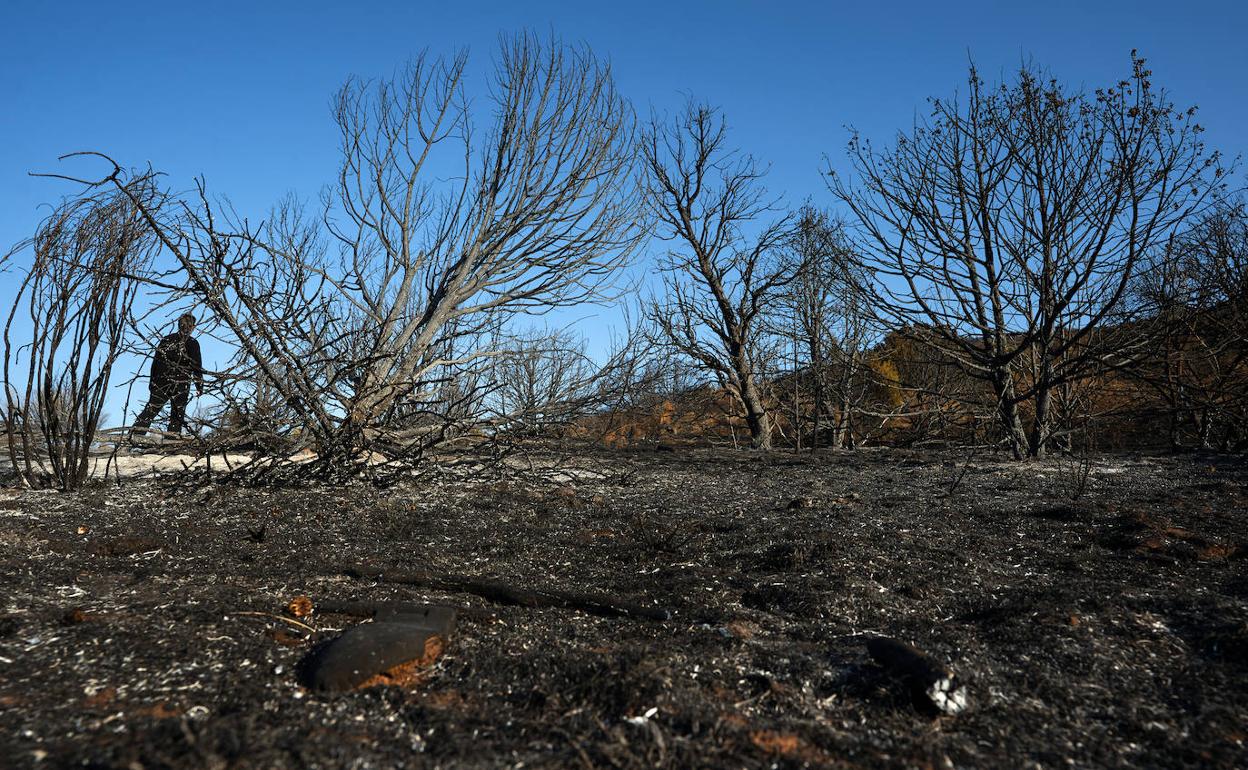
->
<box><xmin>334</xmin><ymin>564</ymin><xmax>672</xmax><ymax>621</ymax></box>
<box><xmin>230</xmin><ymin>610</ymin><xmax>317</xmax><ymax>634</ymax></box>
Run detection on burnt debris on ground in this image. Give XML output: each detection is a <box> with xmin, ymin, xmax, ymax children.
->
<box><xmin>0</xmin><ymin>447</ymin><xmax>1245</xmax><ymax>768</ymax></box>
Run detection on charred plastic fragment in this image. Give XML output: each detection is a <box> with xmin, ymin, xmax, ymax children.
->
<box><xmin>299</xmin><ymin>605</ymin><xmax>456</xmax><ymax>692</ymax></box>
<box><xmin>866</xmin><ymin>636</ymin><xmax>967</xmax><ymax>715</ymax></box>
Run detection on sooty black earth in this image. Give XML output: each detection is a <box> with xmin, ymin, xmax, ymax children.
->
<box><xmin>0</xmin><ymin>447</ymin><xmax>1245</xmax><ymax>769</ymax></box>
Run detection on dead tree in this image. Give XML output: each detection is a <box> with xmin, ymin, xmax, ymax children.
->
<box><xmin>491</xmin><ymin>325</ymin><xmax>625</xmax><ymax>436</ymax></box>
<box><xmin>1134</xmin><ymin>201</ymin><xmax>1248</xmax><ymax>449</ymax></box>
<box><xmin>775</xmin><ymin>206</ymin><xmax>877</xmax><ymax>449</ymax></box>
<box><xmin>324</xmin><ymin>36</ymin><xmax>641</xmax><ymax>433</ymax></box>
<box><xmin>2</xmin><ymin>178</ymin><xmax>161</xmax><ymax>489</ymax></box>
<box><xmin>643</xmin><ymin>102</ymin><xmax>792</xmax><ymax>450</ymax></box>
<box><xmin>1183</xmin><ymin>203</ymin><xmax>1248</xmax><ymax>448</ymax></box>
<box><xmin>830</xmin><ymin>54</ymin><xmax>1223</xmax><ymax>458</ymax></box>
<box><xmin>67</xmin><ymin>34</ymin><xmax>642</xmax><ymax>478</ymax></box>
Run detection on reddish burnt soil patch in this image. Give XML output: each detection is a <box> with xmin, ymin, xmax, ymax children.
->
<box><xmin>0</xmin><ymin>448</ymin><xmax>1245</xmax><ymax>768</ymax></box>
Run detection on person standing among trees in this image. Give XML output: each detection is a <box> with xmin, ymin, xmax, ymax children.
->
<box><xmin>132</xmin><ymin>313</ymin><xmax>204</xmax><ymax>439</ymax></box>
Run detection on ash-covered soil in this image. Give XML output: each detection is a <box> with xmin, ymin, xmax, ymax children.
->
<box><xmin>0</xmin><ymin>447</ymin><xmax>1245</xmax><ymax>769</ymax></box>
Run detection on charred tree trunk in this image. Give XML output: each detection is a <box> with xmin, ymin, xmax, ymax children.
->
<box><xmin>810</xmin><ymin>363</ymin><xmax>823</xmax><ymax>452</ymax></box>
<box><xmin>738</xmin><ymin>372</ymin><xmax>772</xmax><ymax>450</ymax></box>
<box><xmin>1028</xmin><ymin>380</ymin><xmax>1053</xmax><ymax>459</ymax></box>
<box><xmin>832</xmin><ymin>392</ymin><xmax>854</xmax><ymax>450</ymax></box>
<box><xmin>994</xmin><ymin>373</ymin><xmax>1029</xmax><ymax>460</ymax></box>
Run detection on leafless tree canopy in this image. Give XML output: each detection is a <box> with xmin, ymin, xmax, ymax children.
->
<box><xmin>1133</xmin><ymin>201</ymin><xmax>1248</xmax><ymax>449</ymax></box>
<box><xmin>643</xmin><ymin>103</ymin><xmax>792</xmax><ymax>450</ymax></box>
<box><xmin>487</xmin><ymin>323</ymin><xmax>657</xmax><ymax>437</ymax></box>
<box><xmin>830</xmin><ymin>55</ymin><xmax>1225</xmax><ymax>457</ymax></box>
<box><xmin>3</xmin><ymin>178</ymin><xmax>161</xmax><ymax>488</ymax></box>
<box><xmin>771</xmin><ymin>206</ymin><xmax>882</xmax><ymax>449</ymax></box>
<box><xmin>41</xmin><ymin>34</ymin><xmax>646</xmax><ymax>479</ymax></box>
<box><xmin>324</xmin><ymin>36</ymin><xmax>641</xmax><ymax>429</ymax></box>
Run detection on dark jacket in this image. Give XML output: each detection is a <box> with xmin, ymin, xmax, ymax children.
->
<box><xmin>151</xmin><ymin>333</ymin><xmax>203</xmax><ymax>389</ymax></box>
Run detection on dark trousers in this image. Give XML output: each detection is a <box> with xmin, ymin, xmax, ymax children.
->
<box><xmin>133</xmin><ymin>382</ymin><xmax>191</xmax><ymax>435</ymax></box>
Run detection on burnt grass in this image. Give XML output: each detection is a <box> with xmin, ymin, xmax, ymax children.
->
<box><xmin>1</xmin><ymin>447</ymin><xmax>1246</xmax><ymax>769</ymax></box>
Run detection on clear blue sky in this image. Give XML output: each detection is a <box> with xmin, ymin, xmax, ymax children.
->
<box><xmin>2</xmin><ymin>0</ymin><xmax>1245</xmax><ymax>422</ymax></box>
<box><xmin>4</xmin><ymin>0</ymin><xmax>1245</xmax><ymax>241</ymax></box>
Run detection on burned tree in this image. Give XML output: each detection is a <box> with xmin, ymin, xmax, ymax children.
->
<box><xmin>323</xmin><ymin>36</ymin><xmax>640</xmax><ymax>434</ymax></box>
<box><xmin>2</xmin><ymin>177</ymin><xmax>160</xmax><ymax>488</ymax></box>
<box><xmin>492</xmin><ymin>326</ymin><xmax>596</xmax><ymax>436</ymax></box>
<box><xmin>74</xmin><ymin>34</ymin><xmax>642</xmax><ymax>477</ymax></box>
<box><xmin>776</xmin><ymin>206</ymin><xmax>877</xmax><ymax>449</ymax></box>
<box><xmin>1135</xmin><ymin>201</ymin><xmax>1248</xmax><ymax>449</ymax></box>
<box><xmin>830</xmin><ymin>55</ymin><xmax>1223</xmax><ymax>458</ymax></box>
<box><xmin>643</xmin><ymin>103</ymin><xmax>791</xmax><ymax>450</ymax></box>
